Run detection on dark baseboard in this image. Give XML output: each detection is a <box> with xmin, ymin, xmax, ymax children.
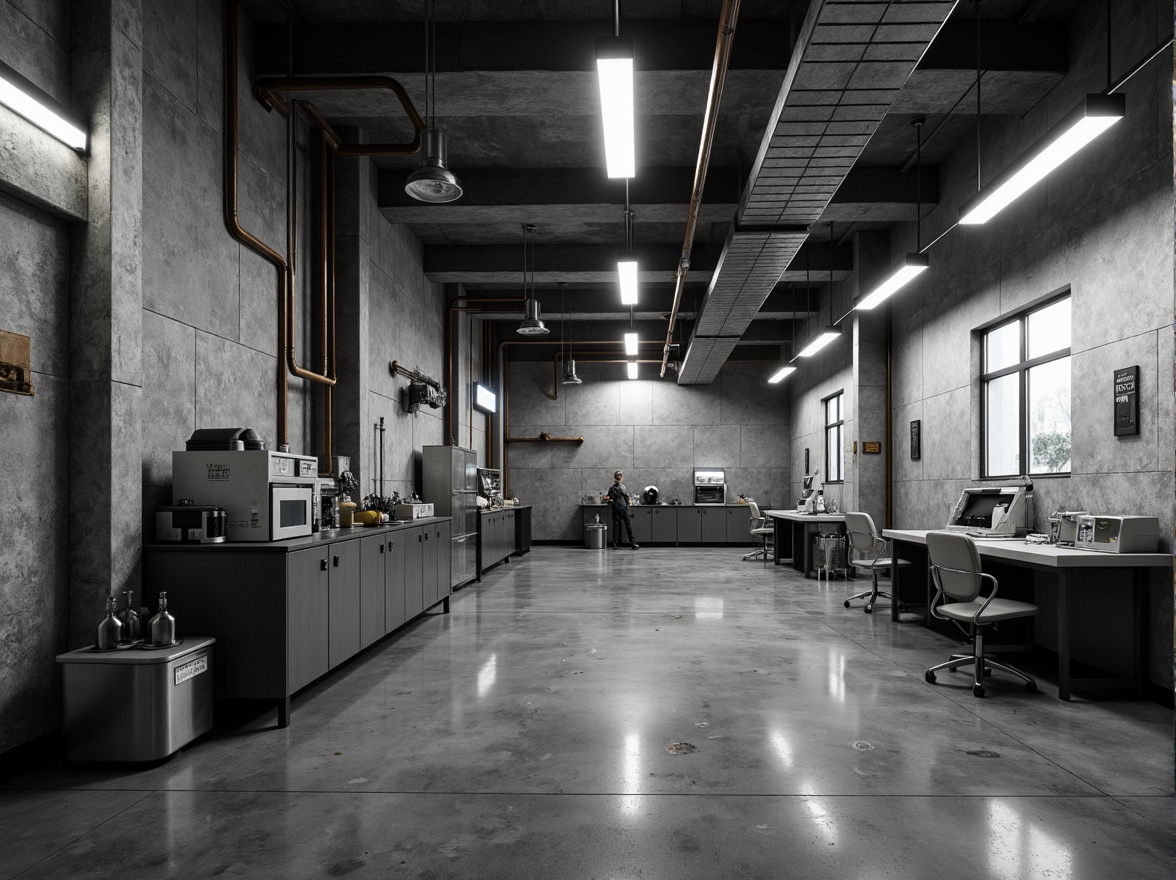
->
<box><xmin>0</xmin><ymin>730</ymin><xmax>58</xmax><ymax>783</ymax></box>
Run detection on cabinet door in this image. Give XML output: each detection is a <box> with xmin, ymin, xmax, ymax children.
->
<box><xmin>700</xmin><ymin>508</ymin><xmax>726</xmax><ymax>542</ymax></box>
<box><xmin>651</xmin><ymin>507</ymin><xmax>676</xmax><ymax>543</ymax></box>
<box><xmin>384</xmin><ymin>533</ymin><xmax>406</xmax><ymax>632</ymax></box>
<box><xmin>404</xmin><ymin>526</ymin><xmax>425</xmax><ymax>617</ymax></box>
<box><xmin>726</xmin><ymin>507</ymin><xmax>752</xmax><ymax>544</ymax></box>
<box><xmin>359</xmin><ymin>535</ymin><xmax>386</xmax><ymax>649</ymax></box>
<box><xmin>288</xmin><ymin>549</ymin><xmax>330</xmax><ymax>692</ymax></box>
<box><xmin>328</xmin><ymin>540</ymin><xmax>361</xmax><ymax>668</ymax></box>
<box><xmin>677</xmin><ymin>507</ymin><xmax>701</xmax><ymax>543</ymax></box>
<box><xmin>631</xmin><ymin>507</ymin><xmax>652</xmax><ymax>543</ymax></box>
<box><xmin>434</xmin><ymin>520</ymin><xmax>452</xmax><ymax>599</ymax></box>
<box><xmin>422</xmin><ymin>524</ymin><xmax>439</xmax><ymax>607</ymax></box>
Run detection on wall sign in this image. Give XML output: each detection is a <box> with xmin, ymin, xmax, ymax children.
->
<box><xmin>910</xmin><ymin>420</ymin><xmax>921</xmax><ymax>461</ymax></box>
<box><xmin>1113</xmin><ymin>366</ymin><xmax>1139</xmax><ymax>436</ymax></box>
<box><xmin>804</xmin><ymin>448</ymin><xmax>810</xmax><ymax>474</ymax></box>
<box><xmin>863</xmin><ymin>441</ymin><xmax>881</xmax><ymax>454</ymax></box>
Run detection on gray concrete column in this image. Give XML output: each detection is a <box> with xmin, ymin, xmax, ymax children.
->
<box><xmin>68</xmin><ymin>0</ymin><xmax>144</xmax><ymax>646</ymax></box>
<box><xmin>850</xmin><ymin>231</ymin><xmax>889</xmax><ymax>526</ymax></box>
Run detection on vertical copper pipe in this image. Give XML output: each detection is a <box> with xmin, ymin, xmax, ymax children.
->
<box><xmin>319</xmin><ymin>126</ymin><xmax>329</xmax><ymax>376</ymax></box>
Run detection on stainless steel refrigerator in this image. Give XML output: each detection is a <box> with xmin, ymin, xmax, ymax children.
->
<box><xmin>423</xmin><ymin>445</ymin><xmax>478</xmax><ymax>588</ymax></box>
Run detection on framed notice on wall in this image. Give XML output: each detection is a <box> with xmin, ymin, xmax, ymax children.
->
<box><xmin>1113</xmin><ymin>366</ymin><xmax>1139</xmax><ymax>436</ymax></box>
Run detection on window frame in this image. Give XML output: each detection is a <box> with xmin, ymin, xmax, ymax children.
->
<box><xmin>823</xmin><ymin>390</ymin><xmax>845</xmax><ymax>483</ymax></box>
<box><xmin>979</xmin><ymin>291</ymin><xmax>1072</xmax><ymax>479</ymax></box>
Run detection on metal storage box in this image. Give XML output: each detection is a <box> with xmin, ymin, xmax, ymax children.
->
<box><xmin>56</xmin><ymin>636</ymin><xmax>215</xmax><ymax>762</ymax></box>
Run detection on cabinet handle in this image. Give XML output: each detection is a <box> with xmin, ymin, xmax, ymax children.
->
<box><xmin>333</xmin><ymin>555</ymin><xmax>340</xmax><ymax>568</ymax></box>
<box><xmin>379</xmin><ymin>543</ymin><xmax>384</xmax><ymax>554</ymax></box>
<box><xmin>424</xmin><ymin>532</ymin><xmax>429</xmax><ymax>540</ymax></box>
<box><xmin>387</xmin><ymin>541</ymin><xmax>394</xmax><ymax>551</ymax></box>
<box><xmin>418</xmin><ymin>534</ymin><xmax>422</xmax><ymax>542</ymax></box>
<box><xmin>320</xmin><ymin>558</ymin><xmax>328</xmax><ymax>571</ymax></box>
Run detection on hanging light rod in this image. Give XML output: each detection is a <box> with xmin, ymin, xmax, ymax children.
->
<box><xmin>0</xmin><ymin>59</ymin><xmax>87</xmax><ymax>152</ymax></box>
<box><xmin>596</xmin><ymin>36</ymin><xmax>635</xmax><ymax>179</ymax></box>
<box><xmin>958</xmin><ymin>93</ymin><xmax>1125</xmax><ymax>226</ymax></box>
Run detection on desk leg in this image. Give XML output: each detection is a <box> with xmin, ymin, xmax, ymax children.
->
<box><xmin>891</xmin><ymin>543</ymin><xmax>903</xmax><ymax>622</ymax></box>
<box><xmin>1133</xmin><ymin>567</ymin><xmax>1148</xmax><ymax>698</ymax></box>
<box><xmin>773</xmin><ymin>519</ymin><xmax>783</xmax><ymax>565</ymax></box>
<box><xmin>1057</xmin><ymin>571</ymin><xmax>1070</xmax><ymax>701</ymax></box>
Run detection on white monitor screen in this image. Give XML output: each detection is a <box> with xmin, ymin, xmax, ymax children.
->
<box><xmin>474</xmin><ymin>383</ymin><xmax>497</xmax><ymax>414</ymax></box>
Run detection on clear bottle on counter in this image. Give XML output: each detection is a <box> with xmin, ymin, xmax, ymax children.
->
<box><xmin>149</xmin><ymin>592</ymin><xmax>176</xmax><ymax>646</ymax></box>
<box><xmin>96</xmin><ymin>596</ymin><xmax>122</xmax><ymax>650</ymax></box>
<box><xmin>119</xmin><ymin>590</ymin><xmax>141</xmax><ymax>642</ymax></box>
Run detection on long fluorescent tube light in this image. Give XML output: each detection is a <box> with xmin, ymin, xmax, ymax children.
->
<box><xmin>596</xmin><ymin>37</ymin><xmax>635</xmax><ymax>179</ymax></box>
<box><xmin>0</xmin><ymin>60</ymin><xmax>87</xmax><ymax>152</ymax></box>
<box><xmin>857</xmin><ymin>253</ymin><xmax>929</xmax><ymax>310</ymax></box>
<box><xmin>618</xmin><ymin>256</ymin><xmax>639</xmax><ymax>305</ymax></box>
<box><xmin>797</xmin><ymin>328</ymin><xmax>841</xmax><ymax>358</ymax></box>
<box><xmin>768</xmin><ymin>365</ymin><xmax>796</xmax><ymax>384</ymax></box>
<box><xmin>624</xmin><ymin>332</ymin><xmax>639</xmax><ymax>356</ymax></box>
<box><xmin>626</xmin><ymin>360</ymin><xmax>639</xmax><ymax>380</ymax></box>
<box><xmin>959</xmin><ymin>93</ymin><xmax>1125</xmax><ymax>226</ymax></box>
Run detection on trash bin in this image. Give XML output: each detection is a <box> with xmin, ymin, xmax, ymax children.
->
<box><xmin>585</xmin><ymin>522</ymin><xmax>607</xmax><ymax>549</ymax></box>
<box><xmin>56</xmin><ymin>636</ymin><xmax>215</xmax><ymax>762</ymax></box>
<box><xmin>813</xmin><ymin>532</ymin><xmax>847</xmax><ymax>582</ymax></box>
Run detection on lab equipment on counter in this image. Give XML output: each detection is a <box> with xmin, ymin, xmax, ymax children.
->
<box><xmin>1074</xmin><ymin>515</ymin><xmax>1159</xmax><ymax>553</ymax></box>
<box><xmin>797</xmin><ymin>472</ymin><xmax>822</xmax><ymax>514</ymax></box>
<box><xmin>1048</xmin><ymin>510</ymin><xmax>1089</xmax><ymax>545</ymax></box>
<box><xmin>946</xmin><ymin>483</ymin><xmax>1032</xmax><ymax>537</ymax></box>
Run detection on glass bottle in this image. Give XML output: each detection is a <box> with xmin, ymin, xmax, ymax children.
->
<box><xmin>119</xmin><ymin>590</ymin><xmax>141</xmax><ymax>643</ymax></box>
<box><xmin>96</xmin><ymin>596</ymin><xmax>122</xmax><ymax>650</ymax></box>
<box><xmin>149</xmin><ymin>592</ymin><xmax>176</xmax><ymax>646</ymax></box>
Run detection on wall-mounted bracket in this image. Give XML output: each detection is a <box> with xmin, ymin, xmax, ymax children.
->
<box><xmin>0</xmin><ymin>329</ymin><xmax>34</xmax><ymax>396</ymax></box>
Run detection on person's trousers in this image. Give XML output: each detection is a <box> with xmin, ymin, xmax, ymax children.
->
<box><xmin>612</xmin><ymin>508</ymin><xmax>635</xmax><ymax>546</ymax></box>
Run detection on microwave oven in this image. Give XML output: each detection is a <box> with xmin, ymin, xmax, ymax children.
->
<box><xmin>172</xmin><ymin>449</ymin><xmax>318</xmax><ymax>541</ymax></box>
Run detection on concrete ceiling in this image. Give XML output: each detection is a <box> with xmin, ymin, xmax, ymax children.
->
<box><xmin>243</xmin><ymin>0</ymin><xmax>1079</xmax><ymax>375</ymax></box>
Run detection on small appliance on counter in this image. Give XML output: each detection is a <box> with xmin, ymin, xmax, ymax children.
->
<box><xmin>946</xmin><ymin>483</ymin><xmax>1032</xmax><ymax>537</ymax></box>
<box><xmin>155</xmin><ymin>499</ymin><xmax>227</xmax><ymax>544</ymax></box>
<box><xmin>1048</xmin><ymin>510</ymin><xmax>1089</xmax><ymax>545</ymax></box>
<box><xmin>693</xmin><ymin>468</ymin><xmax>726</xmax><ymax>505</ymax></box>
<box><xmin>1074</xmin><ymin>515</ymin><xmax>1159</xmax><ymax>553</ymax></box>
<box><xmin>172</xmin><ymin>428</ymin><xmax>317</xmax><ymax>542</ymax></box>
<box><xmin>797</xmin><ymin>472</ymin><xmax>822</xmax><ymax>514</ymax></box>
<box><xmin>395</xmin><ymin>496</ymin><xmax>435</xmax><ymax>520</ymax></box>
<box><xmin>641</xmin><ymin>486</ymin><xmax>659</xmax><ymax>505</ymax></box>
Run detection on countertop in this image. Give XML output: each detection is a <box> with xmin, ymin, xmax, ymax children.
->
<box><xmin>146</xmin><ymin>516</ymin><xmax>452</xmax><ymax>553</ymax></box>
<box><xmin>580</xmin><ymin>502</ymin><xmax>763</xmax><ymax>508</ymax></box>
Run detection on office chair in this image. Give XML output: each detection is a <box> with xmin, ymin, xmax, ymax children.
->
<box><xmin>742</xmin><ymin>502</ymin><xmax>774</xmax><ymax>562</ymax></box>
<box><xmin>842</xmin><ymin>512</ymin><xmax>909</xmax><ymax>614</ymax></box>
<box><xmin>924</xmin><ymin>531</ymin><xmax>1039</xmax><ymax>698</ymax></box>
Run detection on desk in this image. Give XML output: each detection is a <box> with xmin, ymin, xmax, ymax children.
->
<box><xmin>883</xmin><ymin>529</ymin><xmax>1169</xmax><ymax>701</ymax></box>
<box><xmin>765</xmin><ymin>511</ymin><xmax>847</xmax><ymax>577</ymax></box>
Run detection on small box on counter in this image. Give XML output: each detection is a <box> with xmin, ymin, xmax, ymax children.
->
<box><xmin>395</xmin><ymin>502</ymin><xmax>434</xmax><ymax>520</ymax></box>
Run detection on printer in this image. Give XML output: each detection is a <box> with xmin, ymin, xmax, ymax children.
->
<box><xmin>946</xmin><ymin>483</ymin><xmax>1033</xmax><ymax>537</ymax></box>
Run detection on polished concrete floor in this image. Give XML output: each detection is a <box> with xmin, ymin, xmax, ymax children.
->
<box><xmin>3</xmin><ymin>546</ymin><xmax>1173</xmax><ymax>879</ymax></box>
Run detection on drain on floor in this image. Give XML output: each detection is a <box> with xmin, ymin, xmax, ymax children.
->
<box><xmin>851</xmin><ymin>741</ymin><xmax>873</xmax><ymax>751</ymax></box>
<box><xmin>665</xmin><ymin>741</ymin><xmax>697</xmax><ymax>755</ymax></box>
<box><xmin>966</xmin><ymin>750</ymin><xmax>1001</xmax><ymax>758</ymax></box>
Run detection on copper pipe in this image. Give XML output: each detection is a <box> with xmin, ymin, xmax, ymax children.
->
<box><xmin>661</xmin><ymin>0</ymin><xmax>741</xmax><ymax>378</ymax></box>
<box><xmin>256</xmin><ymin>75</ymin><xmax>424</xmax><ymax>155</ymax></box>
<box><xmin>226</xmin><ymin>0</ymin><xmax>290</xmax><ymax>447</ymax></box>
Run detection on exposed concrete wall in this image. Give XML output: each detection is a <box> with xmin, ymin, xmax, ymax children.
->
<box><xmin>885</xmin><ymin>0</ymin><xmax>1173</xmax><ymax>686</ymax></box>
<box><xmin>507</xmin><ymin>361</ymin><xmax>791</xmax><ymax>541</ymax></box>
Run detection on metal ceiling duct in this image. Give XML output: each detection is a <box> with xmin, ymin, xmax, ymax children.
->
<box><xmin>405</xmin><ymin>128</ymin><xmax>463</xmax><ymax>203</ymax></box>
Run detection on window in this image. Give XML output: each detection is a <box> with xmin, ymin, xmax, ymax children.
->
<box><xmin>981</xmin><ymin>294</ymin><xmax>1071</xmax><ymax>477</ymax></box>
<box><xmin>823</xmin><ymin>391</ymin><xmax>844</xmax><ymax>482</ymax></box>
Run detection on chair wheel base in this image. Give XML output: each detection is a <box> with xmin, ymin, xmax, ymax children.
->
<box><xmin>973</xmin><ymin>684</ymin><xmax>985</xmax><ymax>698</ymax></box>
<box><xmin>925</xmin><ymin>670</ymin><xmax>936</xmax><ymax>683</ymax></box>
<box><xmin>843</xmin><ymin>600</ymin><xmax>851</xmax><ymax>608</ymax></box>
<box><xmin>863</xmin><ymin>605</ymin><xmax>873</xmax><ymax>614</ymax></box>
<box><xmin>1025</xmin><ymin>681</ymin><xmax>1038</xmax><ymax>694</ymax></box>
<box><xmin>948</xmin><ymin>665</ymin><xmax>957</xmax><ymax>673</ymax></box>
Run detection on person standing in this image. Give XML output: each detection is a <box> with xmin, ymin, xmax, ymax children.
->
<box><xmin>604</xmin><ymin>471</ymin><xmax>639</xmax><ymax>549</ymax></box>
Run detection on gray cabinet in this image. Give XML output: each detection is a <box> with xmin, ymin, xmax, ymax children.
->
<box><xmin>384</xmin><ymin>532</ymin><xmax>406</xmax><ymax>632</ymax></box>
<box><xmin>327</xmin><ymin>540</ymin><xmax>361</xmax><ymax>669</ymax></box>
<box><xmin>288</xmin><ymin>549</ymin><xmax>329</xmax><ymax>693</ymax></box>
<box><xmin>650</xmin><ymin>506</ymin><xmax>677</xmax><ymax>543</ymax></box>
<box><xmin>404</xmin><ymin>524</ymin><xmax>425</xmax><ymax>618</ymax></box>
<box><xmin>699</xmin><ymin>507</ymin><xmax>726</xmax><ymax>542</ymax></box>
<box><xmin>478</xmin><ymin>509</ymin><xmax>521</xmax><ymax>577</ymax></box>
<box><xmin>726</xmin><ymin>507</ymin><xmax>752</xmax><ymax>544</ymax></box>
<box><xmin>677</xmin><ymin>507</ymin><xmax>701</xmax><ymax>542</ymax></box>
<box><xmin>631</xmin><ymin>507</ymin><xmax>652</xmax><ymax>543</ymax></box>
<box><xmin>360</xmin><ymin>535</ymin><xmax>387</xmax><ymax>649</ymax></box>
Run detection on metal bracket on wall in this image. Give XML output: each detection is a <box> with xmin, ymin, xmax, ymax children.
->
<box><xmin>0</xmin><ymin>329</ymin><xmax>34</xmax><ymax>396</ymax></box>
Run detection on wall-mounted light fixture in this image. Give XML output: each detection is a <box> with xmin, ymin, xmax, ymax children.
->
<box><xmin>0</xmin><ymin>59</ymin><xmax>87</xmax><ymax>152</ymax></box>
<box><xmin>958</xmin><ymin>94</ymin><xmax>1124</xmax><ymax>225</ymax></box>
<box><xmin>596</xmin><ymin>36</ymin><xmax>635</xmax><ymax>179</ymax></box>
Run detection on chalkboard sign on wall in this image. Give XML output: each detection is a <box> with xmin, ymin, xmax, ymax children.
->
<box><xmin>1113</xmin><ymin>365</ymin><xmax>1139</xmax><ymax>436</ymax></box>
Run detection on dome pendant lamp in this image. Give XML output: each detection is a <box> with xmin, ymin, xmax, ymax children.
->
<box><xmin>405</xmin><ymin>0</ymin><xmax>462</xmax><ymax>203</ymax></box>
<box><xmin>517</xmin><ymin>224</ymin><xmax>549</xmax><ymax>336</ymax></box>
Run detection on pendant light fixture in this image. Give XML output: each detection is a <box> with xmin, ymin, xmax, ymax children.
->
<box><xmin>617</xmin><ymin>182</ymin><xmax>639</xmax><ymax>304</ymax></box>
<box><xmin>560</xmin><ymin>283</ymin><xmax>582</xmax><ymax>384</ymax></box>
<box><xmin>798</xmin><ymin>227</ymin><xmax>841</xmax><ymax>357</ymax></box>
<box><xmin>768</xmin><ymin>293</ymin><xmax>797</xmax><ymax>383</ymax></box>
<box><xmin>596</xmin><ymin>2</ymin><xmax>635</xmax><ymax>179</ymax></box>
<box><xmin>517</xmin><ymin>224</ymin><xmax>549</xmax><ymax>336</ymax></box>
<box><xmin>858</xmin><ymin>118</ymin><xmax>930</xmax><ymax>310</ymax></box>
<box><xmin>405</xmin><ymin>0</ymin><xmax>463</xmax><ymax>203</ymax></box>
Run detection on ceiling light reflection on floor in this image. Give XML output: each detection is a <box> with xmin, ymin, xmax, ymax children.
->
<box><xmin>799</xmin><ymin>782</ymin><xmax>838</xmax><ymax>847</ymax></box>
<box><xmin>987</xmin><ymin>800</ymin><xmax>1074</xmax><ymax>880</ymax></box>
<box><xmin>693</xmin><ymin>597</ymin><xmax>724</xmax><ymax>619</ymax></box>
<box><xmin>770</xmin><ymin>731</ymin><xmax>793</xmax><ymax>769</ymax></box>
<box><xmin>827</xmin><ymin>649</ymin><xmax>846</xmax><ymax>702</ymax></box>
<box><xmin>477</xmin><ymin>654</ymin><xmax>497</xmax><ymax>698</ymax></box>
<box><xmin>620</xmin><ymin>731</ymin><xmax>641</xmax><ymax>815</ymax></box>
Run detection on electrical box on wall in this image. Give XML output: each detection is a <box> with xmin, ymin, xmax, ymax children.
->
<box><xmin>0</xmin><ymin>329</ymin><xmax>34</xmax><ymax>396</ymax></box>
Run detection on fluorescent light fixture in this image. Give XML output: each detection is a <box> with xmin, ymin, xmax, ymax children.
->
<box><xmin>959</xmin><ymin>93</ymin><xmax>1125</xmax><ymax>226</ymax></box>
<box><xmin>0</xmin><ymin>60</ymin><xmax>87</xmax><ymax>152</ymax></box>
<box><xmin>767</xmin><ymin>365</ymin><xmax>796</xmax><ymax>384</ymax></box>
<box><xmin>797</xmin><ymin>327</ymin><xmax>841</xmax><ymax>358</ymax></box>
<box><xmin>626</xmin><ymin>360</ymin><xmax>639</xmax><ymax>380</ymax></box>
<box><xmin>857</xmin><ymin>253</ymin><xmax>929</xmax><ymax>310</ymax></box>
<box><xmin>618</xmin><ymin>255</ymin><xmax>639</xmax><ymax>305</ymax></box>
<box><xmin>623</xmin><ymin>332</ymin><xmax>638</xmax><ymax>356</ymax></box>
<box><xmin>596</xmin><ymin>37</ymin><xmax>635</xmax><ymax>179</ymax></box>
<box><xmin>473</xmin><ymin>383</ymin><xmax>497</xmax><ymax>414</ymax></box>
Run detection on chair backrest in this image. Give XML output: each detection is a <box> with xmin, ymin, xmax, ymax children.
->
<box><xmin>843</xmin><ymin>511</ymin><xmax>877</xmax><ymax>555</ymax></box>
<box><xmin>927</xmin><ymin>530</ymin><xmax>983</xmax><ymax>602</ymax></box>
<box><xmin>747</xmin><ymin>501</ymin><xmax>764</xmax><ymax>531</ymax></box>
